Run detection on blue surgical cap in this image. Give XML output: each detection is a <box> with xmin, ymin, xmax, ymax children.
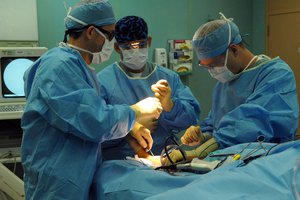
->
<box><xmin>192</xmin><ymin>15</ymin><xmax>242</xmax><ymax>60</ymax></box>
<box><xmin>64</xmin><ymin>0</ymin><xmax>116</xmax><ymax>30</ymax></box>
<box><xmin>114</xmin><ymin>16</ymin><xmax>148</xmax><ymax>44</ymax></box>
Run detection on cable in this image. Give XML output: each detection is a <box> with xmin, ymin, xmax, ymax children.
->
<box><xmin>197</xmin><ymin>142</ymin><xmax>218</xmax><ymax>159</ymax></box>
<box><xmin>155</xmin><ymin>160</ymin><xmax>190</xmax><ymax>171</ymax></box>
<box><xmin>0</xmin><ymin>191</ymin><xmax>9</xmax><ymax>200</ymax></box>
<box><xmin>13</xmin><ymin>157</ymin><xmax>17</xmax><ymax>174</ymax></box>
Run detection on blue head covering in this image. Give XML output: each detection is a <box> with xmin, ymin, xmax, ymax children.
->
<box><xmin>114</xmin><ymin>16</ymin><xmax>148</xmax><ymax>44</ymax></box>
<box><xmin>64</xmin><ymin>0</ymin><xmax>116</xmax><ymax>30</ymax></box>
<box><xmin>192</xmin><ymin>13</ymin><xmax>242</xmax><ymax>60</ymax></box>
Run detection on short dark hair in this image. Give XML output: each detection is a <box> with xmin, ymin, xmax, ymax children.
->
<box><xmin>115</xmin><ymin>16</ymin><xmax>148</xmax><ymax>44</ymax></box>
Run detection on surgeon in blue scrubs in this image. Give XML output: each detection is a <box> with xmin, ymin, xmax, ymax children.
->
<box><xmin>165</xmin><ymin>13</ymin><xmax>299</xmax><ymax>164</ymax></box>
<box><xmin>21</xmin><ymin>1</ymin><xmax>162</xmax><ymax>199</ymax></box>
<box><xmin>97</xmin><ymin>16</ymin><xmax>200</xmax><ymax>160</ymax></box>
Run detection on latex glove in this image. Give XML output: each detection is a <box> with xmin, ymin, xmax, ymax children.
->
<box><xmin>126</xmin><ymin>134</ymin><xmax>161</xmax><ymax>167</ymax></box>
<box><xmin>129</xmin><ymin>123</ymin><xmax>153</xmax><ymax>151</ymax></box>
<box><xmin>138</xmin><ymin>118</ymin><xmax>158</xmax><ymax>133</ymax></box>
<box><xmin>131</xmin><ymin>97</ymin><xmax>162</xmax><ymax>123</ymax></box>
<box><xmin>181</xmin><ymin>125</ymin><xmax>210</xmax><ymax>146</ymax></box>
<box><xmin>151</xmin><ymin>79</ymin><xmax>174</xmax><ymax>112</ymax></box>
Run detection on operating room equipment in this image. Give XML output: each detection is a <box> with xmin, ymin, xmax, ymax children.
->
<box><xmin>0</xmin><ymin>158</ymin><xmax>24</xmax><ymax>200</ymax></box>
<box><xmin>208</xmin><ymin>153</ymin><xmax>235</xmax><ymax>157</ymax></box>
<box><xmin>0</xmin><ymin>47</ymin><xmax>48</xmax><ymax>120</ymax></box>
<box><xmin>160</xmin><ymin>136</ymin><xmax>187</xmax><ymax>165</ymax></box>
<box><xmin>156</xmin><ymin>158</ymin><xmax>222</xmax><ymax>173</ymax></box>
<box><xmin>159</xmin><ymin>136</ymin><xmax>219</xmax><ymax>168</ymax></box>
<box><xmin>149</xmin><ymin>150</ymin><xmax>154</xmax><ymax>156</ymax></box>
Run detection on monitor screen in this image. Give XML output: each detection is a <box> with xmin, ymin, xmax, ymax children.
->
<box><xmin>1</xmin><ymin>57</ymin><xmax>37</xmax><ymax>98</ymax></box>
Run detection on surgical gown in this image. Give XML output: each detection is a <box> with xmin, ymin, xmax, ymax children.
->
<box><xmin>21</xmin><ymin>46</ymin><xmax>136</xmax><ymax>200</ymax></box>
<box><xmin>201</xmin><ymin>56</ymin><xmax>299</xmax><ymax>148</ymax></box>
<box><xmin>97</xmin><ymin>62</ymin><xmax>200</xmax><ymax>159</ymax></box>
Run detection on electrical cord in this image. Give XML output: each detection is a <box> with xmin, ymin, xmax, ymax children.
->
<box><xmin>196</xmin><ymin>141</ymin><xmax>219</xmax><ymax>159</ymax></box>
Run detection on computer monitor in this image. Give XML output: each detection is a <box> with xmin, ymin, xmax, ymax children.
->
<box><xmin>0</xmin><ymin>47</ymin><xmax>47</xmax><ymax>120</ymax></box>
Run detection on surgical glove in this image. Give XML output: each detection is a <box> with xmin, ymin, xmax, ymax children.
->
<box><xmin>131</xmin><ymin>97</ymin><xmax>162</xmax><ymax>123</ymax></box>
<box><xmin>126</xmin><ymin>134</ymin><xmax>161</xmax><ymax>167</ymax></box>
<box><xmin>129</xmin><ymin>122</ymin><xmax>153</xmax><ymax>151</ymax></box>
<box><xmin>138</xmin><ymin>118</ymin><xmax>158</xmax><ymax>132</ymax></box>
<box><xmin>181</xmin><ymin>125</ymin><xmax>211</xmax><ymax>146</ymax></box>
<box><xmin>151</xmin><ymin>79</ymin><xmax>174</xmax><ymax>112</ymax></box>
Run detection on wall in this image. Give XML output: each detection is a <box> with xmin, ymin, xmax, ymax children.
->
<box><xmin>252</xmin><ymin>0</ymin><xmax>266</xmax><ymax>54</ymax></box>
<box><xmin>37</xmin><ymin>0</ymin><xmax>266</xmax><ymax>120</ymax></box>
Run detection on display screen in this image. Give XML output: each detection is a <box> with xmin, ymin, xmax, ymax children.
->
<box><xmin>1</xmin><ymin>57</ymin><xmax>37</xmax><ymax>98</ymax></box>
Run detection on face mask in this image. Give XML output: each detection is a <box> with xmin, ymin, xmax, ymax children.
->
<box><xmin>208</xmin><ymin>50</ymin><xmax>258</xmax><ymax>83</ymax></box>
<box><xmin>208</xmin><ymin>48</ymin><xmax>236</xmax><ymax>83</ymax></box>
<box><xmin>92</xmin><ymin>28</ymin><xmax>114</xmax><ymax>64</ymax></box>
<box><xmin>120</xmin><ymin>48</ymin><xmax>148</xmax><ymax>70</ymax></box>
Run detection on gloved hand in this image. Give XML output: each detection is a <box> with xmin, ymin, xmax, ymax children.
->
<box><xmin>129</xmin><ymin>123</ymin><xmax>153</xmax><ymax>152</ymax></box>
<box><xmin>130</xmin><ymin>97</ymin><xmax>162</xmax><ymax>123</ymax></box>
<box><xmin>126</xmin><ymin>134</ymin><xmax>162</xmax><ymax>167</ymax></box>
<box><xmin>138</xmin><ymin>118</ymin><xmax>158</xmax><ymax>132</ymax></box>
<box><xmin>151</xmin><ymin>79</ymin><xmax>174</xmax><ymax>112</ymax></box>
<box><xmin>161</xmin><ymin>138</ymin><xmax>219</xmax><ymax>166</ymax></box>
<box><xmin>181</xmin><ymin>125</ymin><xmax>211</xmax><ymax>146</ymax></box>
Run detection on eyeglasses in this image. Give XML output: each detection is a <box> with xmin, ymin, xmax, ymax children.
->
<box><xmin>199</xmin><ymin>46</ymin><xmax>231</xmax><ymax>69</ymax></box>
<box><xmin>96</xmin><ymin>27</ymin><xmax>115</xmax><ymax>41</ymax></box>
<box><xmin>118</xmin><ymin>40</ymin><xmax>148</xmax><ymax>50</ymax></box>
<box><xmin>199</xmin><ymin>54</ymin><xmax>226</xmax><ymax>69</ymax></box>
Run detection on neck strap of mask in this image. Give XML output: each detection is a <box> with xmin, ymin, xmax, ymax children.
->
<box><xmin>66</xmin><ymin>43</ymin><xmax>93</xmax><ymax>55</ymax></box>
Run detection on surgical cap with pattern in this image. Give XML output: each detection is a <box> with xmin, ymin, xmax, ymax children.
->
<box><xmin>114</xmin><ymin>16</ymin><xmax>148</xmax><ymax>44</ymax></box>
<box><xmin>64</xmin><ymin>0</ymin><xmax>116</xmax><ymax>30</ymax></box>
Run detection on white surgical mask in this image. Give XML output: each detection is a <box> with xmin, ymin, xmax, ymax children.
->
<box><xmin>208</xmin><ymin>48</ymin><xmax>233</xmax><ymax>83</ymax></box>
<box><xmin>92</xmin><ymin>28</ymin><xmax>114</xmax><ymax>64</ymax></box>
<box><xmin>208</xmin><ymin>50</ymin><xmax>258</xmax><ymax>83</ymax></box>
<box><xmin>121</xmin><ymin>48</ymin><xmax>148</xmax><ymax>70</ymax></box>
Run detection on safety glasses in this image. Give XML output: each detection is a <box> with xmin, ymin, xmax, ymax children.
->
<box><xmin>118</xmin><ymin>40</ymin><xmax>148</xmax><ymax>50</ymax></box>
<box><xmin>96</xmin><ymin>27</ymin><xmax>115</xmax><ymax>41</ymax></box>
<box><xmin>199</xmin><ymin>50</ymin><xmax>228</xmax><ymax>69</ymax></box>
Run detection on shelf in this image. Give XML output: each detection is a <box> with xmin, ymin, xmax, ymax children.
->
<box><xmin>168</xmin><ymin>39</ymin><xmax>193</xmax><ymax>75</ymax></box>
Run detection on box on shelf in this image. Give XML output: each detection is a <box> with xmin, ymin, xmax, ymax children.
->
<box><xmin>168</xmin><ymin>40</ymin><xmax>193</xmax><ymax>75</ymax></box>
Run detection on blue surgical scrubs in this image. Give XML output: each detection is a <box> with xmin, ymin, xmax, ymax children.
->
<box><xmin>21</xmin><ymin>45</ymin><xmax>135</xmax><ymax>200</ymax></box>
<box><xmin>97</xmin><ymin>62</ymin><xmax>200</xmax><ymax>159</ymax></box>
<box><xmin>201</xmin><ymin>56</ymin><xmax>299</xmax><ymax>148</ymax></box>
